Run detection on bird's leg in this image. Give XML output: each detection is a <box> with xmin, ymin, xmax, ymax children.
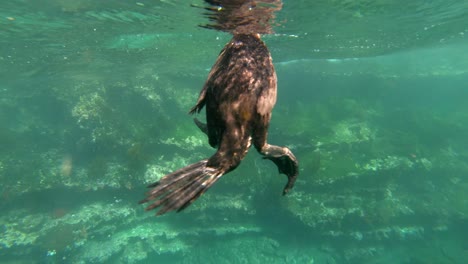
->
<box><xmin>193</xmin><ymin>118</ymin><xmax>208</xmax><ymax>135</ymax></box>
<box><xmin>252</xmin><ymin>114</ymin><xmax>299</xmax><ymax>195</ymax></box>
<box><xmin>258</xmin><ymin>143</ymin><xmax>299</xmax><ymax>195</ymax></box>
<box><xmin>193</xmin><ymin>117</ymin><xmax>220</xmax><ymax>149</ymax></box>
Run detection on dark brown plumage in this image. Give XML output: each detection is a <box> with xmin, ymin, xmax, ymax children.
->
<box><xmin>140</xmin><ymin>33</ymin><xmax>298</xmax><ymax>216</ymax></box>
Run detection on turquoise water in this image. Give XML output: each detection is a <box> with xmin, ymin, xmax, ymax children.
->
<box><xmin>1</xmin><ymin>0</ymin><xmax>468</xmax><ymax>263</ymax></box>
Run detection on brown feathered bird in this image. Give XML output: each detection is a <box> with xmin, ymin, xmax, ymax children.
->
<box><xmin>139</xmin><ymin>33</ymin><xmax>298</xmax><ymax>215</ymax></box>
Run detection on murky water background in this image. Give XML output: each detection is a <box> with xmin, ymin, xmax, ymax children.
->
<box><xmin>1</xmin><ymin>0</ymin><xmax>468</xmax><ymax>263</ymax></box>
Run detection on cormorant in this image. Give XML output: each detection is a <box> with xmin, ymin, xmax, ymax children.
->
<box><xmin>140</xmin><ymin>33</ymin><xmax>298</xmax><ymax>215</ymax></box>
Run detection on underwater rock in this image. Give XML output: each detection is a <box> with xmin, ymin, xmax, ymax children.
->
<box><xmin>359</xmin><ymin>155</ymin><xmax>414</xmax><ymax>172</ymax></box>
<box><xmin>331</xmin><ymin>119</ymin><xmax>375</xmax><ymax>145</ymax></box>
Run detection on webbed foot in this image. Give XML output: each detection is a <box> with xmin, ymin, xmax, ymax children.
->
<box><xmin>261</xmin><ymin>145</ymin><xmax>299</xmax><ymax>195</ymax></box>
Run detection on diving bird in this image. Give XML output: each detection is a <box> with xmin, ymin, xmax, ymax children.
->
<box><xmin>140</xmin><ymin>33</ymin><xmax>298</xmax><ymax>215</ymax></box>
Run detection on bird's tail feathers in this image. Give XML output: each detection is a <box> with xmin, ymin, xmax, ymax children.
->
<box><xmin>140</xmin><ymin>159</ymin><xmax>223</xmax><ymax>215</ymax></box>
